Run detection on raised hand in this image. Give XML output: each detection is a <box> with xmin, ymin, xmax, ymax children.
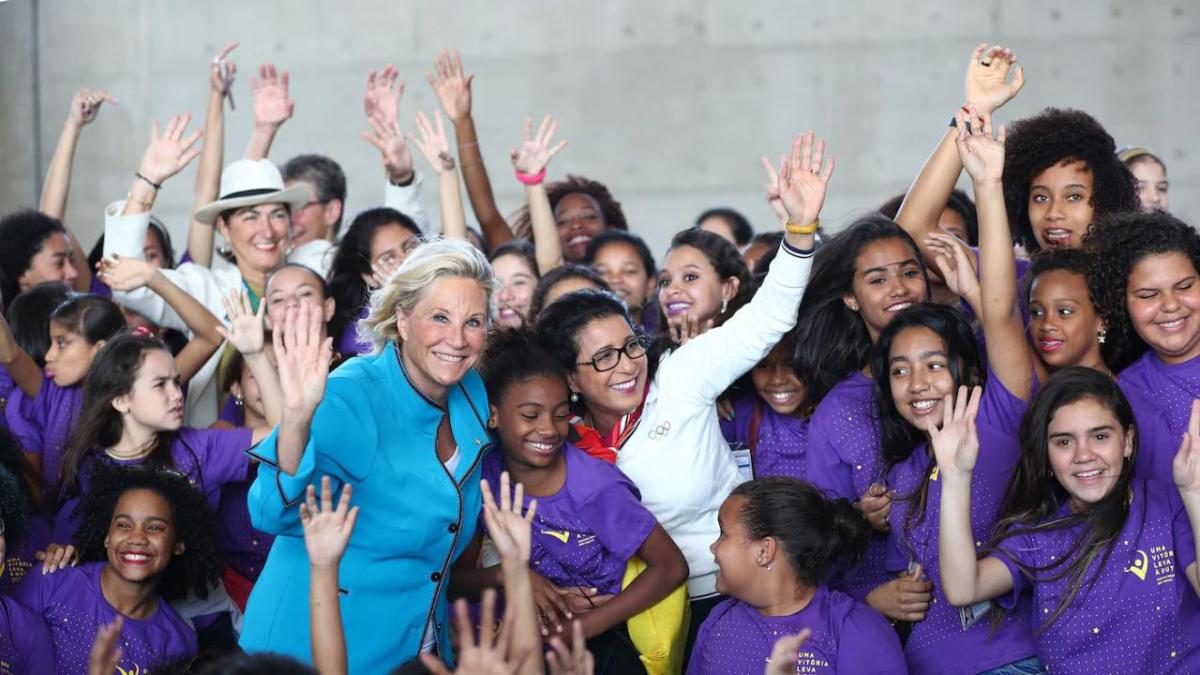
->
<box><xmin>422</xmin><ymin>591</ymin><xmax>524</xmax><ymax>675</ymax></box>
<box><xmin>963</xmin><ymin>43</ymin><xmax>1024</xmax><ymax>115</ymax></box>
<box><xmin>136</xmin><ymin>114</ymin><xmax>203</xmax><ymax>185</ymax></box>
<box><xmin>925</xmin><ymin>386</ymin><xmax>983</xmax><ymax>479</ymax></box>
<box><xmin>765</xmin><ymin>629</ymin><xmax>812</xmax><ymax>675</ymax></box>
<box><xmin>1173</xmin><ymin>400</ymin><xmax>1200</xmax><ymax>498</ymax></box>
<box><xmin>250</xmin><ymin>63</ymin><xmax>294</xmax><ymax>129</ymax></box>
<box><xmin>301</xmin><ymin>477</ymin><xmax>360</xmax><ymax>569</ymax></box>
<box><xmin>427</xmin><ymin>48</ymin><xmax>474</xmax><ymax>123</ymax></box>
<box><xmin>96</xmin><ymin>253</ymin><xmax>157</xmax><ymax>291</ymax></box>
<box><xmin>759</xmin><ymin>154</ymin><xmax>788</xmax><ymax>222</ymax></box>
<box><xmin>410</xmin><ymin>110</ymin><xmax>455</xmax><ymax>174</ymax></box>
<box><xmin>68</xmin><ymin>88</ymin><xmax>116</xmax><ymax>129</ymax></box>
<box><xmin>87</xmin><ymin>617</ymin><xmax>123</xmax><ymax>675</ymax></box>
<box><xmin>215</xmin><ymin>289</ymin><xmax>266</xmax><ymax>355</ymax></box>
<box><xmin>777</xmin><ymin>131</ymin><xmax>834</xmax><ymax>229</ymax></box>
<box><xmin>927</xmin><ymin>232</ymin><xmax>981</xmax><ymax>309</ymax></box>
<box><xmin>547</xmin><ymin>621</ymin><xmax>596</xmax><ymax>675</ymax></box>
<box><xmin>364</xmin><ymin>65</ymin><xmax>404</xmax><ymax>127</ymax></box>
<box><xmin>668</xmin><ymin>313</ymin><xmax>714</xmax><ymax>347</ymax></box>
<box><xmin>210</xmin><ymin>42</ymin><xmax>239</xmax><ymax>109</ymax></box>
<box><xmin>480</xmin><ymin>471</ymin><xmax>536</xmax><ymax>565</ymax></box>
<box><xmin>273</xmin><ymin>301</ymin><xmax>334</xmax><ymax>417</ymax></box>
<box><xmin>510</xmin><ymin>115</ymin><xmax>567</xmax><ymax>177</ymax></box>
<box><xmin>954</xmin><ymin>107</ymin><xmax>1006</xmax><ymax>184</ymax></box>
<box><xmin>362</xmin><ymin>109</ymin><xmax>415</xmax><ymax>184</ymax></box>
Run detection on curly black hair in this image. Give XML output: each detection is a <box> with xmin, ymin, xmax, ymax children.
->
<box><xmin>511</xmin><ymin>175</ymin><xmax>628</xmax><ymax>239</ymax></box>
<box><xmin>1002</xmin><ymin>108</ymin><xmax>1138</xmax><ymax>252</ymax></box>
<box><xmin>73</xmin><ymin>463</ymin><xmax>222</xmax><ymax>601</ymax></box>
<box><xmin>1084</xmin><ymin>210</ymin><xmax>1200</xmax><ymax>371</ymax></box>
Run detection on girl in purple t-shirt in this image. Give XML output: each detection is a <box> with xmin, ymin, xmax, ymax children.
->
<box><xmin>720</xmin><ymin>332</ymin><xmax>813</xmax><ymax>482</ymax></box>
<box><xmin>0</xmin><ymin>457</ymin><xmax>56</xmax><ymax>674</ymax></box>
<box><xmin>691</xmin><ymin>477</ymin><xmax>905</xmax><ymax>674</ymax></box>
<box><xmin>1</xmin><ymin>295</ymin><xmax>126</xmax><ymax>495</ymax></box>
<box><xmin>14</xmin><ymin>465</ymin><xmax>223</xmax><ymax>674</ymax></box>
<box><xmin>1087</xmin><ymin>211</ymin><xmax>1200</xmax><ymax>483</ymax></box>
<box><xmin>456</xmin><ymin>328</ymin><xmax>688</xmax><ymax>673</ymax></box>
<box><xmin>49</xmin><ymin>329</ymin><xmax>274</xmax><ymax>551</ymax></box>
<box><xmin>936</xmin><ymin>368</ymin><xmax>1200</xmax><ymax>674</ymax></box>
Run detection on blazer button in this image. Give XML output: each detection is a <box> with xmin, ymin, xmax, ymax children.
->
<box><xmin>448</xmin><ymin>523</ymin><xmax>459</xmax><ymax>533</ymax></box>
<box><xmin>430</xmin><ymin>572</ymin><xmax>442</xmax><ymax>582</ymax></box>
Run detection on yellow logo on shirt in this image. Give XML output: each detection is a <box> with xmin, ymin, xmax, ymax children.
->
<box><xmin>930</xmin><ymin>466</ymin><xmax>939</xmax><ymax>482</ymax></box>
<box><xmin>117</xmin><ymin>664</ymin><xmax>144</xmax><ymax>675</ymax></box>
<box><xmin>1126</xmin><ymin>549</ymin><xmax>1149</xmax><ymax>580</ymax></box>
<box><xmin>541</xmin><ymin>529</ymin><xmax>570</xmax><ymax>544</ymax></box>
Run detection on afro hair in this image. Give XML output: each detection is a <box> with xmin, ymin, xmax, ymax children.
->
<box><xmin>1003</xmin><ymin>108</ymin><xmax>1139</xmax><ymax>252</ymax></box>
<box><xmin>73</xmin><ymin>463</ymin><xmax>223</xmax><ymax>601</ymax></box>
<box><xmin>511</xmin><ymin>174</ymin><xmax>628</xmax><ymax>240</ymax></box>
<box><xmin>1084</xmin><ymin>210</ymin><xmax>1200</xmax><ymax>370</ymax></box>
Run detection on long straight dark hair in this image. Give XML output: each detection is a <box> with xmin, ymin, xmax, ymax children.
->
<box><xmin>58</xmin><ymin>334</ymin><xmax>180</xmax><ymax>503</ymax></box>
<box><xmin>985</xmin><ymin>367</ymin><xmax>1136</xmax><ymax>631</ymax></box>
<box><xmin>870</xmin><ymin>304</ymin><xmax>984</xmax><ymax>534</ymax></box>
<box><xmin>793</xmin><ymin>215</ymin><xmax>929</xmax><ymax>407</ymax></box>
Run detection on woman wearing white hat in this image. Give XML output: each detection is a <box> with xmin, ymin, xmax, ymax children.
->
<box><xmin>103</xmin><ymin>114</ymin><xmax>310</xmax><ymax>425</ymax></box>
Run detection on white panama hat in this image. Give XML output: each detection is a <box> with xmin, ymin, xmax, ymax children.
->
<box><xmin>193</xmin><ymin>159</ymin><xmax>312</xmax><ymax>224</ymax></box>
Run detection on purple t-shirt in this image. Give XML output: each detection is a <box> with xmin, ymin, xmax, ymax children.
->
<box><xmin>884</xmin><ymin>370</ymin><xmax>1036</xmax><ymax>674</ymax></box>
<box><xmin>1118</xmin><ymin>350</ymin><xmax>1200</xmax><ymax>483</ymax></box>
<box><xmin>13</xmin><ymin>562</ymin><xmax>197</xmax><ymax>674</ymax></box>
<box><xmin>687</xmin><ymin>587</ymin><xmax>905</xmax><ymax>675</ymax></box>
<box><xmin>0</xmin><ymin>595</ymin><xmax>56</xmax><ymax>674</ymax></box>
<box><xmin>336</xmin><ymin>306</ymin><xmax>373</xmax><ymax>356</ymax></box>
<box><xmin>212</xmin><ymin>403</ymin><xmax>275</xmax><ymax>580</ymax></box>
<box><xmin>481</xmin><ymin>443</ymin><xmax>657</xmax><ymax>596</ymax></box>
<box><xmin>52</xmin><ymin>427</ymin><xmax>252</xmax><ymax>543</ymax></box>
<box><xmin>0</xmin><ymin>516</ymin><xmax>51</xmax><ymax>596</ymax></box>
<box><xmin>5</xmin><ymin>375</ymin><xmax>83</xmax><ymax>492</ymax></box>
<box><xmin>804</xmin><ymin>372</ymin><xmax>891</xmax><ymax>601</ymax></box>
<box><xmin>720</xmin><ymin>394</ymin><xmax>810</xmax><ymax>481</ymax></box>
<box><xmin>0</xmin><ymin>367</ymin><xmax>14</xmax><ymax>431</ymax></box>
<box><xmin>994</xmin><ymin>479</ymin><xmax>1200</xmax><ymax>673</ymax></box>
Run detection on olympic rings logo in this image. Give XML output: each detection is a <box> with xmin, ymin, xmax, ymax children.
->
<box><xmin>647</xmin><ymin>421</ymin><xmax>672</xmax><ymax>441</ymax></box>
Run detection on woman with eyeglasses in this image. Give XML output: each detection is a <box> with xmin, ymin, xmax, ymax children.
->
<box><xmin>536</xmin><ymin>132</ymin><xmax>831</xmax><ymax>660</ymax></box>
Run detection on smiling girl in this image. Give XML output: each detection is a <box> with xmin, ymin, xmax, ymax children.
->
<box><xmin>935</xmin><ymin>368</ymin><xmax>1200</xmax><ymax>673</ymax></box>
<box><xmin>657</xmin><ymin>229</ymin><xmax>751</xmax><ymax>345</ymax></box>
<box><xmin>15</xmin><ymin>465</ymin><xmax>222</xmax><ymax>674</ymax></box>
<box><xmin>1087</xmin><ymin>211</ymin><xmax>1200</xmax><ymax>482</ymax></box>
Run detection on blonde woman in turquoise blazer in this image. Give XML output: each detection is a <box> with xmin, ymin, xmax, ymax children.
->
<box><xmin>241</xmin><ymin>239</ymin><xmax>497</xmax><ymax>672</ymax></box>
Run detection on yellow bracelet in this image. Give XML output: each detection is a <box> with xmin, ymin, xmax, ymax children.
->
<box><xmin>785</xmin><ymin>218</ymin><xmax>820</xmax><ymax>235</ymax></box>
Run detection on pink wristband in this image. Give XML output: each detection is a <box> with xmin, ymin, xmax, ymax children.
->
<box><xmin>515</xmin><ymin>167</ymin><xmax>547</xmax><ymax>186</ymax></box>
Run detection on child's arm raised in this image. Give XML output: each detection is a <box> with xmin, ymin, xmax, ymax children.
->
<box><xmin>930</xmin><ymin>386</ymin><xmax>1016</xmax><ymax>605</ymax></box>
<box><xmin>301</xmin><ymin>477</ymin><xmax>359</xmax><ymax>675</ymax></box>
<box><xmin>511</xmin><ymin>115</ymin><xmax>567</xmax><ymax>274</ymax></box>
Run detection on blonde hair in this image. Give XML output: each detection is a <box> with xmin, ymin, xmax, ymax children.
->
<box><xmin>357</xmin><ymin>237</ymin><xmax>497</xmax><ymax>354</ymax></box>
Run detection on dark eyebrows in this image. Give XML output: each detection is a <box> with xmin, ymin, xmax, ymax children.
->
<box><xmin>861</xmin><ymin>258</ymin><xmax>919</xmax><ymax>276</ymax></box>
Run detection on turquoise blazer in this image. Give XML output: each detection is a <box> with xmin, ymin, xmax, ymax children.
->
<box><xmin>240</xmin><ymin>341</ymin><xmax>491</xmax><ymax>672</ymax></box>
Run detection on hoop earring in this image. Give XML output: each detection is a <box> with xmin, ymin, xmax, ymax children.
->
<box><xmin>1097</xmin><ymin>329</ymin><xmax>1107</xmax><ymax>345</ymax></box>
<box><xmin>720</xmin><ymin>298</ymin><xmax>729</xmax><ymax>315</ymax></box>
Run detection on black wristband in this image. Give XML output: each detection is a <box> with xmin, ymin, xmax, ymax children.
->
<box><xmin>135</xmin><ymin>172</ymin><xmax>162</xmax><ymax>191</ymax></box>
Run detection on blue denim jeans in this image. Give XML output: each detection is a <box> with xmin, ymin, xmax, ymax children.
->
<box><xmin>978</xmin><ymin>655</ymin><xmax>1047</xmax><ymax>675</ymax></box>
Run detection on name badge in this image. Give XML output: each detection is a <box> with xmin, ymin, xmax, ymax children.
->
<box><xmin>730</xmin><ymin>444</ymin><xmax>754</xmax><ymax>481</ymax></box>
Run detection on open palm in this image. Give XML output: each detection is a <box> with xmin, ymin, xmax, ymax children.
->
<box><xmin>274</xmin><ymin>303</ymin><xmax>333</xmax><ymax>414</ymax></box>
<box><xmin>925</xmin><ymin>386</ymin><xmax>982</xmax><ymax>478</ymax></box>
<box><xmin>963</xmin><ymin>43</ymin><xmax>1025</xmax><ymax>115</ymax></box>
<box><xmin>777</xmin><ymin>131</ymin><xmax>834</xmax><ymax>228</ymax></box>
<box><xmin>427</xmin><ymin>49</ymin><xmax>474</xmax><ymax>123</ymax></box>
<box><xmin>510</xmin><ymin>115</ymin><xmax>567</xmax><ymax>176</ymax></box>
<box><xmin>251</xmin><ymin>63</ymin><xmax>294</xmax><ymax>127</ymax></box>
<box><xmin>954</xmin><ymin>108</ymin><xmax>1006</xmax><ymax>183</ymax></box>
<box><xmin>1173</xmin><ymin>400</ymin><xmax>1200</xmax><ymax>497</ymax></box>
<box><xmin>216</xmin><ymin>290</ymin><xmax>265</xmax><ymax>355</ymax></box>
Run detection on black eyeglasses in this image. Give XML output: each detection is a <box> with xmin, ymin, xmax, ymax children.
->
<box><xmin>576</xmin><ymin>335</ymin><xmax>650</xmax><ymax>372</ymax></box>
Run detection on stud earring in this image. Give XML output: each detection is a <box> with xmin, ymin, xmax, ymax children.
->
<box><xmin>766</xmin><ymin>564</ymin><xmax>773</xmax><ymax>571</ymax></box>
<box><xmin>720</xmin><ymin>298</ymin><xmax>729</xmax><ymax>315</ymax></box>
<box><xmin>1097</xmin><ymin>329</ymin><xmax>1107</xmax><ymax>345</ymax></box>
<box><xmin>570</xmin><ymin>391</ymin><xmax>580</xmax><ymax>403</ymax></box>
<box><xmin>234</xmin><ymin>394</ymin><xmax>244</xmax><ymax>408</ymax></box>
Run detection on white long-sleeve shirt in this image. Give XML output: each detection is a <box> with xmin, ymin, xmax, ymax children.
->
<box><xmin>101</xmin><ymin>177</ymin><xmax>428</xmax><ymax>425</ymax></box>
<box><xmin>614</xmin><ymin>240</ymin><xmax>813</xmax><ymax>598</ymax></box>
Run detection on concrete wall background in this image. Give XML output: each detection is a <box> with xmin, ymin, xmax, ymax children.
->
<box><xmin>1</xmin><ymin>0</ymin><xmax>1197</xmax><ymax>260</ymax></box>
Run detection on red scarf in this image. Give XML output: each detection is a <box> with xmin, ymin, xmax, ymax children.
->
<box><xmin>569</xmin><ymin>381</ymin><xmax>651</xmax><ymax>464</ymax></box>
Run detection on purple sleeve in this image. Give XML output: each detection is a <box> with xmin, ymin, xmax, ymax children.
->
<box><xmin>188</xmin><ymin>427</ymin><xmax>253</xmax><ymax>489</ymax></box>
<box><xmin>5</xmin><ymin>379</ymin><xmax>51</xmax><ymax>455</ymax></box>
<box><xmin>684</xmin><ymin>600</ymin><xmax>732</xmax><ymax>675</ymax></box>
<box><xmin>217</xmin><ymin>395</ymin><xmax>245</xmax><ymax>426</ymax></box>
<box><xmin>835</xmin><ymin>604</ymin><xmax>907</xmax><ymax>674</ymax></box>
<box><xmin>884</xmin><ymin>526</ymin><xmax>908</xmax><ymax>574</ymax></box>
<box><xmin>991</xmin><ymin>534</ymin><xmax>1035</xmax><ymax>611</ymax></box>
<box><xmin>577</xmin><ymin>482</ymin><xmax>657</xmax><ymax>563</ymax></box>
<box><xmin>719</xmin><ymin>395</ymin><xmax>756</xmax><ymax>446</ymax></box>
<box><xmin>7</xmin><ymin>601</ymin><xmax>57</xmax><ymax>674</ymax></box>
<box><xmin>805</xmin><ymin>410</ymin><xmax>856</xmax><ymax>501</ymax></box>
<box><xmin>1170</xmin><ymin>489</ymin><xmax>1198</xmax><ymax>575</ymax></box>
<box><xmin>11</xmin><ymin>566</ymin><xmax>48</xmax><ymax>615</ymax></box>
